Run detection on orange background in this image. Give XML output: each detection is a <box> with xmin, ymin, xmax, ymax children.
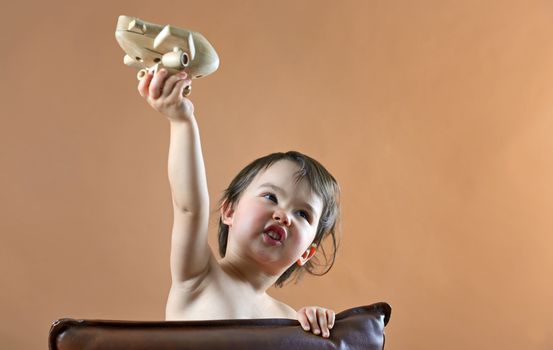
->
<box><xmin>2</xmin><ymin>1</ymin><xmax>553</xmax><ymax>349</ymax></box>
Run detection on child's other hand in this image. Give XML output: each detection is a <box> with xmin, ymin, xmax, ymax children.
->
<box><xmin>297</xmin><ymin>306</ymin><xmax>335</xmax><ymax>338</ymax></box>
<box><xmin>137</xmin><ymin>68</ymin><xmax>194</xmax><ymax>123</ymax></box>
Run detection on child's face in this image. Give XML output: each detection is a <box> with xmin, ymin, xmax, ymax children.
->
<box><xmin>222</xmin><ymin>160</ymin><xmax>323</xmax><ymax>275</ymax></box>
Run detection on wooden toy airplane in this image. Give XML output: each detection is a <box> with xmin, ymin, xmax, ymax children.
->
<box><xmin>115</xmin><ymin>15</ymin><xmax>219</xmax><ymax>96</ymax></box>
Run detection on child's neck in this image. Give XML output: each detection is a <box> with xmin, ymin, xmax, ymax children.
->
<box><xmin>219</xmin><ymin>255</ymin><xmax>281</xmax><ymax>294</ymax></box>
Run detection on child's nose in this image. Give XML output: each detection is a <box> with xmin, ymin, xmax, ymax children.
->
<box><xmin>273</xmin><ymin>210</ymin><xmax>291</xmax><ymax>226</ymax></box>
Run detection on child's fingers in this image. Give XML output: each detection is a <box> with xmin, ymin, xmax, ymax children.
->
<box><xmin>327</xmin><ymin>309</ymin><xmax>336</xmax><ymax>330</ymax></box>
<box><xmin>297</xmin><ymin>311</ymin><xmax>310</xmax><ymax>331</ymax></box>
<box><xmin>306</xmin><ymin>308</ymin><xmax>321</xmax><ymax>335</ymax></box>
<box><xmin>149</xmin><ymin>69</ymin><xmax>168</xmax><ymax>99</ymax></box>
<box><xmin>298</xmin><ymin>306</ymin><xmax>336</xmax><ymax>337</ymax></box>
<box><xmin>137</xmin><ymin>72</ymin><xmax>153</xmax><ymax>98</ymax></box>
<box><xmin>317</xmin><ymin>308</ymin><xmax>330</xmax><ymax>338</ymax></box>
<box><xmin>169</xmin><ymin>78</ymin><xmax>192</xmax><ymax>99</ymax></box>
<box><xmin>162</xmin><ymin>72</ymin><xmax>188</xmax><ymax>97</ymax></box>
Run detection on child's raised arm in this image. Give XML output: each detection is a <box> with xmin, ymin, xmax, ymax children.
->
<box><xmin>138</xmin><ymin>69</ymin><xmax>211</xmax><ymax>285</ymax></box>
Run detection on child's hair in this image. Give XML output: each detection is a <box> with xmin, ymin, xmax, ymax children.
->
<box><xmin>217</xmin><ymin>151</ymin><xmax>341</xmax><ymax>287</ymax></box>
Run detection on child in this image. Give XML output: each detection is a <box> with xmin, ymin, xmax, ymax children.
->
<box><xmin>137</xmin><ymin>68</ymin><xmax>341</xmax><ymax>338</ymax></box>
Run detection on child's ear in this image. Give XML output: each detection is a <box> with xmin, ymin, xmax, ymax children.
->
<box><xmin>296</xmin><ymin>244</ymin><xmax>317</xmax><ymax>266</ymax></box>
<box><xmin>220</xmin><ymin>199</ymin><xmax>235</xmax><ymax>226</ymax></box>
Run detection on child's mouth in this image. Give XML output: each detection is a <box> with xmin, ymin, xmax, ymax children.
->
<box><xmin>266</xmin><ymin>231</ymin><xmax>280</xmax><ymax>240</ymax></box>
<box><xmin>261</xmin><ymin>225</ymin><xmax>286</xmax><ymax>246</ymax></box>
<box><xmin>262</xmin><ymin>231</ymin><xmax>283</xmax><ymax>246</ymax></box>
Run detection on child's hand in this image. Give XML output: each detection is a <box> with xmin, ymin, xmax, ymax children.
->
<box><xmin>297</xmin><ymin>306</ymin><xmax>335</xmax><ymax>338</ymax></box>
<box><xmin>137</xmin><ymin>68</ymin><xmax>194</xmax><ymax>123</ymax></box>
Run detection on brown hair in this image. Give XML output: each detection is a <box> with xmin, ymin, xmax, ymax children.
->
<box><xmin>217</xmin><ymin>151</ymin><xmax>340</xmax><ymax>287</ymax></box>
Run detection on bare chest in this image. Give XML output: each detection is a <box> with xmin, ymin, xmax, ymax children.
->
<box><xmin>165</xmin><ymin>271</ymin><xmax>295</xmax><ymax>320</ymax></box>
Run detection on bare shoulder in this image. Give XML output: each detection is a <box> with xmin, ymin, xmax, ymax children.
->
<box><xmin>166</xmin><ymin>256</ymin><xmax>224</xmax><ymax>319</ymax></box>
<box><xmin>172</xmin><ymin>254</ymin><xmax>220</xmax><ymax>290</ymax></box>
<box><xmin>269</xmin><ymin>297</ymin><xmax>298</xmax><ymax>319</ymax></box>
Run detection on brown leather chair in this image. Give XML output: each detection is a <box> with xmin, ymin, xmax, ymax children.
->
<box><xmin>49</xmin><ymin>302</ymin><xmax>391</xmax><ymax>350</ymax></box>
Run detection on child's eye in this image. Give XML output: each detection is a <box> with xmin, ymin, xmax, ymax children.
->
<box><xmin>263</xmin><ymin>193</ymin><xmax>277</xmax><ymax>203</ymax></box>
<box><xmin>297</xmin><ymin>210</ymin><xmax>310</xmax><ymax>221</ymax></box>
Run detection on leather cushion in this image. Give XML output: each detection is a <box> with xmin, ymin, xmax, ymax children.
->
<box><xmin>49</xmin><ymin>302</ymin><xmax>391</xmax><ymax>350</ymax></box>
